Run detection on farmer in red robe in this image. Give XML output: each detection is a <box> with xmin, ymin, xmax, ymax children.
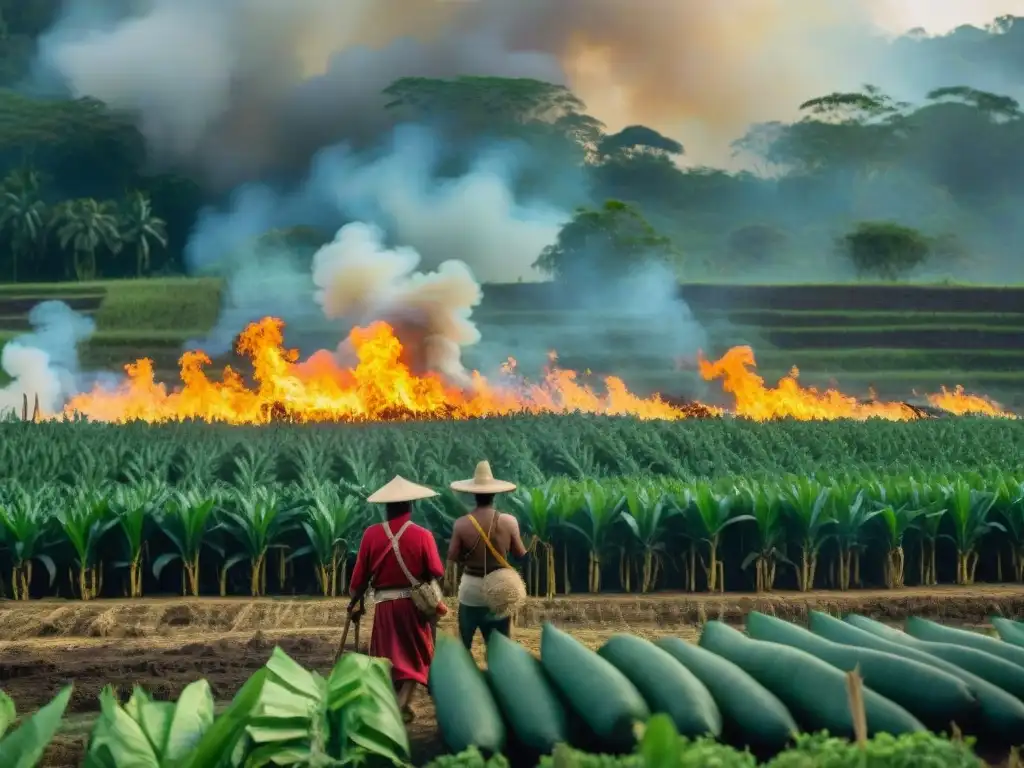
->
<box><xmin>348</xmin><ymin>475</ymin><xmax>446</xmax><ymax>721</ymax></box>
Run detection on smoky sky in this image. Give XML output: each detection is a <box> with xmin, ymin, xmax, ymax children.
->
<box><xmin>30</xmin><ymin>0</ymin><xmax>1023</xmax><ymax>187</ymax></box>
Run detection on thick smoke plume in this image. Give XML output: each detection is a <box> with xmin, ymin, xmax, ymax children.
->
<box><xmin>310</xmin><ymin>222</ymin><xmax>482</xmax><ymax>385</ymax></box>
<box><xmin>187</xmin><ymin>124</ymin><xmax>568</xmax><ymax>361</ymax></box>
<box><xmin>33</xmin><ymin>0</ymin><xmax>961</xmax><ymax>182</ymax></box>
<box><xmin>0</xmin><ymin>301</ymin><xmax>95</xmax><ymax>417</ymax></box>
<box><xmin>185</xmin><ymin>120</ymin><xmax>705</xmax><ymax>388</ymax></box>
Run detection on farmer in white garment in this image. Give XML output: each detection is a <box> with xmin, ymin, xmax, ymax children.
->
<box><xmin>446</xmin><ymin>461</ymin><xmax>528</xmax><ymax>649</ymax></box>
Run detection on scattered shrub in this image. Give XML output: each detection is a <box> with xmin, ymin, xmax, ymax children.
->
<box><xmin>839</xmin><ymin>221</ymin><xmax>931</xmax><ymax>279</ymax></box>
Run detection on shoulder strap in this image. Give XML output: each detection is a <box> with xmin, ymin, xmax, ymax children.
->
<box><xmin>381</xmin><ymin>520</ymin><xmax>421</xmax><ymax>587</ymax></box>
<box><xmin>467</xmin><ymin>514</ymin><xmax>512</xmax><ymax>570</ymax></box>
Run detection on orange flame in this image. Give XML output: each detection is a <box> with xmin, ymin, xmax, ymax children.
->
<box><xmin>62</xmin><ymin>317</ymin><xmax>1015</xmax><ymax>424</ymax></box>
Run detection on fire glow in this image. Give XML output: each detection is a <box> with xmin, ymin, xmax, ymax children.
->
<box><xmin>62</xmin><ymin>318</ymin><xmax>1013</xmax><ymax>424</ymax></box>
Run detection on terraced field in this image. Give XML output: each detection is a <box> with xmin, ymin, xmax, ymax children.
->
<box><xmin>0</xmin><ymin>279</ymin><xmax>1022</xmax><ymax>408</ymax></box>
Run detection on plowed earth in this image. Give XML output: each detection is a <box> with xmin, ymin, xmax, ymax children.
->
<box><xmin>2</xmin><ymin>587</ymin><xmax>1023</xmax><ymax>767</ymax></box>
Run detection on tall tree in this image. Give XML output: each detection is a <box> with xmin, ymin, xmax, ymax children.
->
<box><xmin>119</xmin><ymin>191</ymin><xmax>168</xmax><ymax>277</ymax></box>
<box><xmin>736</xmin><ymin>85</ymin><xmax>910</xmax><ymax>175</ymax></box>
<box><xmin>0</xmin><ymin>167</ymin><xmax>46</xmax><ymax>281</ymax></box>
<box><xmin>593</xmin><ymin>125</ymin><xmax>687</xmax><ymax>204</ymax></box>
<box><xmin>55</xmin><ymin>198</ymin><xmax>122</xmax><ymax>281</ymax></box>
<box><xmin>382</xmin><ymin>76</ymin><xmax>604</xmax><ymax>153</ymax></box>
<box><xmin>534</xmin><ymin>199</ymin><xmax>677</xmax><ymax>279</ymax></box>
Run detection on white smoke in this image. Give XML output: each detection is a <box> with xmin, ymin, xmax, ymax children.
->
<box><xmin>185</xmin><ymin>124</ymin><xmax>568</xmax><ymax>358</ymax></box>
<box><xmin>0</xmin><ymin>301</ymin><xmax>95</xmax><ymax>417</ymax></box>
<box><xmin>305</xmin><ymin>128</ymin><xmax>567</xmax><ymax>283</ymax></box>
<box><xmin>312</xmin><ymin>222</ymin><xmax>482</xmax><ymax>384</ymax></box>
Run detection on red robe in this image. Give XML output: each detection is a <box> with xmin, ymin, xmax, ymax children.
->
<box><xmin>349</xmin><ymin>511</ymin><xmax>445</xmax><ymax>685</ymax></box>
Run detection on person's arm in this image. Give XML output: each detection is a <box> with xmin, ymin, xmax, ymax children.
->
<box><xmin>423</xmin><ymin>529</ymin><xmax>446</xmax><ymax>581</ymax></box>
<box><xmin>446</xmin><ymin>519</ymin><xmax>463</xmax><ymax>566</ymax></box>
<box><xmin>507</xmin><ymin>515</ymin><xmax>528</xmax><ymax>559</ymax></box>
<box><xmin>348</xmin><ymin>529</ymin><xmax>373</xmax><ymax>599</ymax></box>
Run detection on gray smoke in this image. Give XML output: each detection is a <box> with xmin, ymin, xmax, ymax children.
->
<box><xmin>187</xmin><ymin>124</ymin><xmax>568</xmax><ymax>358</ymax></box>
<box><xmin>0</xmin><ymin>301</ymin><xmax>95</xmax><ymax>417</ymax></box>
<box><xmin>31</xmin><ymin>0</ymin><xmax>972</xmax><ymax>184</ymax></box>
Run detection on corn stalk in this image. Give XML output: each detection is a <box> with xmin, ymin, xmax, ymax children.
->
<box><xmin>782</xmin><ymin>478</ymin><xmax>833</xmax><ymax>592</ymax></box>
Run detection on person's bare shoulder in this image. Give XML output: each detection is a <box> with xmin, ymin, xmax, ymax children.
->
<box><xmin>500</xmin><ymin>513</ymin><xmax>521</xmax><ymax>531</ymax></box>
<box><xmin>451</xmin><ymin>515</ymin><xmax>471</xmax><ymax>538</ymax></box>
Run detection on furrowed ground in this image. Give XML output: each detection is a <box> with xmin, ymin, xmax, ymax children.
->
<box><xmin>2</xmin><ymin>587</ymin><xmax>1023</xmax><ymax>767</ymax></box>
<box><xmin>1</xmin><ymin>278</ymin><xmax>1023</xmax><ymax>408</ymax></box>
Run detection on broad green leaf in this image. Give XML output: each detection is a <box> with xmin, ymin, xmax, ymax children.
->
<box><xmin>0</xmin><ymin>691</ymin><xmax>15</xmax><ymax>739</ymax></box>
<box><xmin>0</xmin><ymin>686</ymin><xmax>71</xmax><ymax>768</ymax></box>
<box><xmin>184</xmin><ymin>669</ymin><xmax>268</xmax><ymax>768</ymax></box>
<box><xmin>163</xmin><ymin>680</ymin><xmax>215</xmax><ymax>762</ymax></box>
<box><xmin>85</xmin><ymin>687</ymin><xmax>159</xmax><ymax>768</ymax></box>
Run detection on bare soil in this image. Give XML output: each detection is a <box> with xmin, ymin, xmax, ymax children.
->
<box><xmin>1</xmin><ymin>586</ymin><xmax>1022</xmax><ymax>767</ymax></box>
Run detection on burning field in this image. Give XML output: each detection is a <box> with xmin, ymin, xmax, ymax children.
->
<box><xmin>0</xmin><ymin>223</ymin><xmax>1015</xmax><ymax>426</ymax></box>
<box><xmin>60</xmin><ymin>315</ymin><xmax>1013</xmax><ymax>424</ymax></box>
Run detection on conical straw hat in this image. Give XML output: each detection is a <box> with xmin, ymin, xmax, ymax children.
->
<box><xmin>450</xmin><ymin>461</ymin><xmax>516</xmax><ymax>494</ymax></box>
<box><xmin>367</xmin><ymin>476</ymin><xmax>438</xmax><ymax>503</ymax></box>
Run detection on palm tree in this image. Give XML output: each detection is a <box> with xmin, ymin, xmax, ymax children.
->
<box><xmin>55</xmin><ymin>198</ymin><xmax>122</xmax><ymax>281</ymax></box>
<box><xmin>120</xmin><ymin>191</ymin><xmax>167</xmax><ymax>276</ymax></box>
<box><xmin>0</xmin><ymin>168</ymin><xmax>47</xmax><ymax>281</ymax></box>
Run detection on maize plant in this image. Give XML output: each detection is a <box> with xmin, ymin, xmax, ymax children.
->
<box><xmin>782</xmin><ymin>477</ymin><xmax>834</xmax><ymax>592</ymax></box>
<box><xmin>876</xmin><ymin>504</ymin><xmax>924</xmax><ymax>588</ymax></box>
<box><xmin>739</xmin><ymin>481</ymin><xmax>787</xmax><ymax>593</ymax></box>
<box><xmin>680</xmin><ymin>482</ymin><xmax>751</xmax><ymax>593</ymax></box>
<box><xmin>829</xmin><ymin>484</ymin><xmax>878</xmax><ymax>591</ymax></box>
<box><xmin>0</xmin><ymin>486</ymin><xmax>57</xmax><ymax>600</ymax></box>
<box><xmin>153</xmin><ymin>487</ymin><xmax>220</xmax><ymax>596</ymax></box>
<box><xmin>906</xmin><ymin>478</ymin><xmax>946</xmax><ymax>586</ymax></box>
<box><xmin>508</xmin><ymin>482</ymin><xmax>563</xmax><ymax>598</ymax></box>
<box><xmin>994</xmin><ymin>479</ymin><xmax>1024</xmax><ymax>582</ymax></box>
<box><xmin>220</xmin><ymin>486</ymin><xmax>300</xmax><ymax>597</ymax></box>
<box><xmin>942</xmin><ymin>478</ymin><xmax>1001</xmax><ymax>586</ymax></box>
<box><xmin>59</xmin><ymin>487</ymin><xmax>118</xmax><ymax>600</ymax></box>
<box><xmin>291</xmin><ymin>484</ymin><xmax>365</xmax><ymax>597</ymax></box>
<box><xmin>110</xmin><ymin>480</ymin><xmax>165</xmax><ymax>597</ymax></box>
<box><xmin>620</xmin><ymin>486</ymin><xmax>677</xmax><ymax>594</ymax></box>
<box><xmin>566</xmin><ymin>482</ymin><xmax>623</xmax><ymax>593</ymax></box>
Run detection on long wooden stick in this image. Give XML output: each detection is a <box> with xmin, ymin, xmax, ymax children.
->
<box><xmin>334</xmin><ymin>613</ymin><xmax>353</xmax><ymax>663</ymax></box>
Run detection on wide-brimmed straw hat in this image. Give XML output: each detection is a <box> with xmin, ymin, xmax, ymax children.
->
<box><xmin>367</xmin><ymin>476</ymin><xmax>438</xmax><ymax>504</ymax></box>
<box><xmin>450</xmin><ymin>461</ymin><xmax>516</xmax><ymax>494</ymax></box>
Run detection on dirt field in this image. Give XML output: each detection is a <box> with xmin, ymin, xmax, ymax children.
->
<box><xmin>2</xmin><ymin>586</ymin><xmax>1023</xmax><ymax>767</ymax></box>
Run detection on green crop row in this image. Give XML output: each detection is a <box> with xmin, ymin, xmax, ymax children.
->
<box><xmin>1</xmin><ymin>459</ymin><xmax>1021</xmax><ymax>600</ymax></box>
<box><xmin>5</xmin><ymin>416</ymin><xmax>1024</xmax><ymax>486</ymax></box>
<box><xmin>1</xmin><ymin>417</ymin><xmax>1023</xmax><ymax>599</ymax></box>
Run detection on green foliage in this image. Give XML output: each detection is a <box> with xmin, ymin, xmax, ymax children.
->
<box><xmin>383</xmin><ymin>76</ymin><xmax>604</xmax><ymax>149</ymax></box>
<box><xmin>0</xmin><ymin>686</ymin><xmax>71</xmax><ymax>767</ymax></box>
<box><xmin>765</xmin><ymin>731</ymin><xmax>983</xmax><ymax>767</ymax></box>
<box><xmin>78</xmin><ymin>646</ymin><xmax>410</xmax><ymax>766</ymax></box>
<box><xmin>0</xmin><ymin>417</ymin><xmax>1023</xmax><ymax>598</ymax></box>
<box><xmin>597</xmin><ymin>126</ymin><xmax>683</xmax><ymax>158</ymax></box>
<box><xmin>527</xmin><ymin>715</ymin><xmax>985</xmax><ymax>768</ymax></box>
<box><xmin>839</xmin><ymin>222</ymin><xmax>932</xmax><ymax>279</ymax></box>
<box><xmin>92</xmin><ymin>277</ymin><xmax>223</xmax><ymax>333</ymax></box>
<box><xmin>423</xmin><ymin>748</ymin><xmax>510</xmax><ymax>768</ymax></box>
<box><xmin>534</xmin><ymin>200</ymin><xmax>677</xmax><ymax>279</ymax></box>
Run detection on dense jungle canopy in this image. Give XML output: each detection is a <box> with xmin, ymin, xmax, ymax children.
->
<box><xmin>2</xmin><ymin>3</ymin><xmax>1024</xmax><ymax>283</ymax></box>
